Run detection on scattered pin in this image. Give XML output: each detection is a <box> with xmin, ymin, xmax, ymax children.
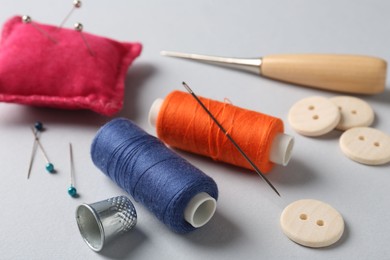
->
<box><xmin>22</xmin><ymin>15</ymin><xmax>57</xmax><ymax>43</ymax></box>
<box><xmin>30</xmin><ymin>127</ymin><xmax>55</xmax><ymax>173</ymax></box>
<box><xmin>58</xmin><ymin>0</ymin><xmax>82</xmax><ymax>28</ymax></box>
<box><xmin>27</xmin><ymin>122</ymin><xmax>44</xmax><ymax>179</ymax></box>
<box><xmin>182</xmin><ymin>82</ymin><xmax>281</xmax><ymax>197</ymax></box>
<box><xmin>74</xmin><ymin>22</ymin><xmax>94</xmax><ymax>56</ymax></box>
<box><xmin>68</xmin><ymin>143</ymin><xmax>78</xmax><ymax>197</ymax></box>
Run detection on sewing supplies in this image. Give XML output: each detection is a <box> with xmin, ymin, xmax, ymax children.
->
<box><xmin>30</xmin><ymin>126</ymin><xmax>55</xmax><ymax>173</ymax></box>
<box><xmin>340</xmin><ymin>127</ymin><xmax>390</xmax><ymax>165</ymax></box>
<box><xmin>68</xmin><ymin>143</ymin><xmax>78</xmax><ymax>197</ymax></box>
<box><xmin>182</xmin><ymin>82</ymin><xmax>280</xmax><ymax>196</ymax></box>
<box><xmin>288</xmin><ymin>95</ymin><xmax>390</xmax><ymax>165</ymax></box>
<box><xmin>280</xmin><ymin>199</ymin><xmax>344</xmax><ymax>248</ymax></box>
<box><xmin>91</xmin><ymin>118</ymin><xmax>218</xmax><ymax>233</ymax></box>
<box><xmin>76</xmin><ymin>196</ymin><xmax>137</xmax><ymax>252</ymax></box>
<box><xmin>27</xmin><ymin>122</ymin><xmax>45</xmax><ymax>179</ymax></box>
<box><xmin>0</xmin><ymin>16</ymin><xmax>142</xmax><ymax>115</ymax></box>
<box><xmin>59</xmin><ymin>0</ymin><xmax>82</xmax><ymax>28</ymax></box>
<box><xmin>74</xmin><ymin>23</ymin><xmax>94</xmax><ymax>56</ymax></box>
<box><xmin>288</xmin><ymin>95</ymin><xmax>376</xmax><ymax>137</ymax></box>
<box><xmin>161</xmin><ymin>51</ymin><xmax>387</xmax><ymax>95</ymax></box>
<box><xmin>149</xmin><ymin>90</ymin><xmax>294</xmax><ymax>175</ymax></box>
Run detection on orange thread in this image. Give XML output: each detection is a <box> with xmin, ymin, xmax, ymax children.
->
<box><xmin>156</xmin><ymin>91</ymin><xmax>284</xmax><ymax>173</ymax></box>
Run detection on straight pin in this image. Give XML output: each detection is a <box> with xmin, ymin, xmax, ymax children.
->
<box><xmin>27</xmin><ymin>122</ymin><xmax>44</xmax><ymax>179</ymax></box>
<box><xmin>74</xmin><ymin>22</ymin><xmax>95</xmax><ymax>56</ymax></box>
<box><xmin>30</xmin><ymin>127</ymin><xmax>55</xmax><ymax>173</ymax></box>
<box><xmin>22</xmin><ymin>15</ymin><xmax>57</xmax><ymax>43</ymax></box>
<box><xmin>68</xmin><ymin>143</ymin><xmax>78</xmax><ymax>197</ymax></box>
<box><xmin>58</xmin><ymin>0</ymin><xmax>82</xmax><ymax>29</ymax></box>
<box><xmin>182</xmin><ymin>82</ymin><xmax>281</xmax><ymax>197</ymax></box>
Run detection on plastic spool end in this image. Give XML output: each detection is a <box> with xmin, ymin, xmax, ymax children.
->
<box><xmin>148</xmin><ymin>98</ymin><xmax>164</xmax><ymax>127</ymax></box>
<box><xmin>184</xmin><ymin>192</ymin><xmax>217</xmax><ymax>228</ymax></box>
<box><xmin>269</xmin><ymin>133</ymin><xmax>294</xmax><ymax>166</ymax></box>
<box><xmin>76</xmin><ymin>204</ymin><xmax>105</xmax><ymax>252</ymax></box>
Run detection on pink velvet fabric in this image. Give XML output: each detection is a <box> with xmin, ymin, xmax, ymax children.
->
<box><xmin>0</xmin><ymin>16</ymin><xmax>142</xmax><ymax>116</ymax></box>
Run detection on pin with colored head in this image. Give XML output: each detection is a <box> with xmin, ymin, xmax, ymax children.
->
<box><xmin>27</xmin><ymin>121</ymin><xmax>45</xmax><ymax>179</ymax></box>
<box><xmin>22</xmin><ymin>15</ymin><xmax>58</xmax><ymax>43</ymax></box>
<box><xmin>74</xmin><ymin>22</ymin><xmax>94</xmax><ymax>56</ymax></box>
<box><xmin>30</xmin><ymin>126</ymin><xmax>55</xmax><ymax>173</ymax></box>
<box><xmin>58</xmin><ymin>0</ymin><xmax>82</xmax><ymax>28</ymax></box>
<box><xmin>68</xmin><ymin>143</ymin><xmax>78</xmax><ymax>197</ymax></box>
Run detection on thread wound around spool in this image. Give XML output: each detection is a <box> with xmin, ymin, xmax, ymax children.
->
<box><xmin>149</xmin><ymin>93</ymin><xmax>293</xmax><ymax>170</ymax></box>
<box><xmin>91</xmin><ymin>118</ymin><xmax>218</xmax><ymax>233</ymax></box>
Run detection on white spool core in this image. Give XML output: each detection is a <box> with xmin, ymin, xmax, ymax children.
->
<box><xmin>269</xmin><ymin>133</ymin><xmax>294</xmax><ymax>166</ymax></box>
<box><xmin>148</xmin><ymin>98</ymin><xmax>294</xmax><ymax>166</ymax></box>
<box><xmin>184</xmin><ymin>192</ymin><xmax>217</xmax><ymax>228</ymax></box>
<box><xmin>148</xmin><ymin>98</ymin><xmax>164</xmax><ymax>127</ymax></box>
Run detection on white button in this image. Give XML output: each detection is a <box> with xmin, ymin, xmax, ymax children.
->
<box><xmin>340</xmin><ymin>127</ymin><xmax>390</xmax><ymax>165</ymax></box>
<box><xmin>280</xmin><ymin>199</ymin><xmax>344</xmax><ymax>248</ymax></box>
<box><xmin>288</xmin><ymin>96</ymin><xmax>340</xmax><ymax>136</ymax></box>
<box><xmin>330</xmin><ymin>96</ymin><xmax>374</xmax><ymax>131</ymax></box>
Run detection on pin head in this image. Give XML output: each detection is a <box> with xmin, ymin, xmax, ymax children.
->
<box><xmin>46</xmin><ymin>163</ymin><xmax>55</xmax><ymax>173</ymax></box>
<box><xmin>73</xmin><ymin>0</ymin><xmax>82</xmax><ymax>8</ymax></box>
<box><xmin>22</xmin><ymin>15</ymin><xmax>32</xmax><ymax>24</ymax></box>
<box><xmin>74</xmin><ymin>22</ymin><xmax>83</xmax><ymax>32</ymax></box>
<box><xmin>68</xmin><ymin>186</ymin><xmax>77</xmax><ymax>197</ymax></box>
<box><xmin>34</xmin><ymin>121</ymin><xmax>43</xmax><ymax>131</ymax></box>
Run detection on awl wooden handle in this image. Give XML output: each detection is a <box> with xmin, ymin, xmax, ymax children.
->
<box><xmin>261</xmin><ymin>54</ymin><xmax>387</xmax><ymax>94</ymax></box>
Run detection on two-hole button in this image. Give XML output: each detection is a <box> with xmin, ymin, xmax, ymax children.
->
<box><xmin>288</xmin><ymin>96</ymin><xmax>340</xmax><ymax>136</ymax></box>
<box><xmin>330</xmin><ymin>96</ymin><xmax>374</xmax><ymax>131</ymax></box>
<box><xmin>280</xmin><ymin>199</ymin><xmax>344</xmax><ymax>248</ymax></box>
<box><xmin>340</xmin><ymin>127</ymin><xmax>390</xmax><ymax>165</ymax></box>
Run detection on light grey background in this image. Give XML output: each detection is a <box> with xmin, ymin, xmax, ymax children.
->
<box><xmin>1</xmin><ymin>1</ymin><xmax>389</xmax><ymax>259</ymax></box>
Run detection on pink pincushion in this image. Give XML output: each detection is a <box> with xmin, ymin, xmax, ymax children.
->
<box><xmin>0</xmin><ymin>16</ymin><xmax>142</xmax><ymax>116</ymax></box>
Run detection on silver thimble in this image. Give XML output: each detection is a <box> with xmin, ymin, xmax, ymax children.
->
<box><xmin>76</xmin><ymin>196</ymin><xmax>137</xmax><ymax>251</ymax></box>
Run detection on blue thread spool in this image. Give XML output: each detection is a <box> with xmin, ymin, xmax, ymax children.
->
<box><xmin>91</xmin><ymin>118</ymin><xmax>218</xmax><ymax>233</ymax></box>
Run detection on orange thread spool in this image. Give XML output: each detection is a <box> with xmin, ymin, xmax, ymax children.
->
<box><xmin>155</xmin><ymin>91</ymin><xmax>285</xmax><ymax>173</ymax></box>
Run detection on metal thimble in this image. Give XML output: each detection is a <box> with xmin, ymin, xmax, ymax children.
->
<box><xmin>76</xmin><ymin>196</ymin><xmax>137</xmax><ymax>251</ymax></box>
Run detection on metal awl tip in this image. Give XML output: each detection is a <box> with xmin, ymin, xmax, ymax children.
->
<box><xmin>162</xmin><ymin>51</ymin><xmax>262</xmax><ymax>74</ymax></box>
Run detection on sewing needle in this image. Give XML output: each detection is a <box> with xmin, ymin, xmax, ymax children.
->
<box><xmin>182</xmin><ymin>82</ymin><xmax>281</xmax><ymax>197</ymax></box>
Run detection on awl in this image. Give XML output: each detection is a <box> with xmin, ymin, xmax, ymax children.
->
<box><xmin>161</xmin><ymin>51</ymin><xmax>387</xmax><ymax>94</ymax></box>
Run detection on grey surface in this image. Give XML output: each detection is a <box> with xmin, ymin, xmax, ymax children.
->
<box><xmin>0</xmin><ymin>0</ymin><xmax>389</xmax><ymax>259</ymax></box>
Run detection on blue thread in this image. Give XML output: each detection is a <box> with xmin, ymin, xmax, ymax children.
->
<box><xmin>91</xmin><ymin>118</ymin><xmax>218</xmax><ymax>233</ymax></box>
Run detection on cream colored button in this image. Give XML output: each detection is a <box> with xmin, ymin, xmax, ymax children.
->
<box><xmin>280</xmin><ymin>199</ymin><xmax>344</xmax><ymax>248</ymax></box>
<box><xmin>330</xmin><ymin>96</ymin><xmax>374</xmax><ymax>131</ymax></box>
<box><xmin>340</xmin><ymin>127</ymin><xmax>390</xmax><ymax>165</ymax></box>
<box><xmin>288</xmin><ymin>96</ymin><xmax>340</xmax><ymax>136</ymax></box>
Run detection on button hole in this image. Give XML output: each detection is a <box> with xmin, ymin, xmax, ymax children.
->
<box><xmin>312</xmin><ymin>115</ymin><xmax>319</xmax><ymax>120</ymax></box>
<box><xmin>316</xmin><ymin>220</ymin><xmax>324</xmax><ymax>226</ymax></box>
<box><xmin>351</xmin><ymin>110</ymin><xmax>357</xmax><ymax>115</ymax></box>
<box><xmin>308</xmin><ymin>105</ymin><xmax>315</xmax><ymax>110</ymax></box>
<box><xmin>374</xmin><ymin>142</ymin><xmax>380</xmax><ymax>147</ymax></box>
<box><xmin>299</xmin><ymin>214</ymin><xmax>308</xmax><ymax>220</ymax></box>
<box><xmin>358</xmin><ymin>136</ymin><xmax>365</xmax><ymax>141</ymax></box>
